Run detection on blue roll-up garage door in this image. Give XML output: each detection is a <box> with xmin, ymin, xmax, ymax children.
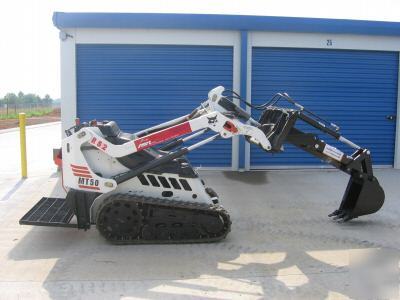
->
<box><xmin>76</xmin><ymin>44</ymin><xmax>233</xmax><ymax>167</ymax></box>
<box><xmin>251</xmin><ymin>48</ymin><xmax>398</xmax><ymax>167</ymax></box>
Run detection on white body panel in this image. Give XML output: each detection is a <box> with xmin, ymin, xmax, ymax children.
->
<box><xmin>62</xmin><ymin>131</ymin><xmax>117</xmax><ymax>193</ymax></box>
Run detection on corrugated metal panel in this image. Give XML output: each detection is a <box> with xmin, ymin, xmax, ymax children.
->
<box><xmin>76</xmin><ymin>44</ymin><xmax>233</xmax><ymax>167</ymax></box>
<box><xmin>251</xmin><ymin>48</ymin><xmax>398</xmax><ymax>167</ymax></box>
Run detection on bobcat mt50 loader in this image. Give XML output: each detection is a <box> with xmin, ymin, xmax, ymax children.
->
<box><xmin>20</xmin><ymin>86</ymin><xmax>385</xmax><ymax>244</ymax></box>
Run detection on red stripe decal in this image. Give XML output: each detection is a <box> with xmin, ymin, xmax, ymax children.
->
<box><xmin>134</xmin><ymin>122</ymin><xmax>192</xmax><ymax>151</ymax></box>
<box><xmin>79</xmin><ymin>185</ymin><xmax>100</xmax><ymax>190</ymax></box>
<box><xmin>70</xmin><ymin>164</ymin><xmax>88</xmax><ymax>170</ymax></box>
<box><xmin>72</xmin><ymin>169</ymin><xmax>91</xmax><ymax>174</ymax></box>
<box><xmin>74</xmin><ymin>173</ymin><xmax>92</xmax><ymax>178</ymax></box>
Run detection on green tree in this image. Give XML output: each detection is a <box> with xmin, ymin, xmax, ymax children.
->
<box><xmin>22</xmin><ymin>93</ymin><xmax>38</xmax><ymax>104</ymax></box>
<box><xmin>43</xmin><ymin>94</ymin><xmax>53</xmax><ymax>106</ymax></box>
<box><xmin>4</xmin><ymin>93</ymin><xmax>17</xmax><ymax>105</ymax></box>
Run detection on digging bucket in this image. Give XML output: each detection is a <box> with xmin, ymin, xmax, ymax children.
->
<box><xmin>329</xmin><ymin>175</ymin><xmax>385</xmax><ymax>221</ymax></box>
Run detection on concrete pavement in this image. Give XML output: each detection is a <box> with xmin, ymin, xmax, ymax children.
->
<box><xmin>0</xmin><ymin>122</ymin><xmax>61</xmax><ymax>179</ymax></box>
<box><xmin>0</xmin><ymin>123</ymin><xmax>399</xmax><ymax>299</ymax></box>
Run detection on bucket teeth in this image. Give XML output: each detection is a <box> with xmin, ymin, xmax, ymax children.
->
<box><xmin>332</xmin><ymin>211</ymin><xmax>347</xmax><ymax>220</ymax></box>
<box><xmin>342</xmin><ymin>215</ymin><xmax>353</xmax><ymax>222</ymax></box>
<box><xmin>328</xmin><ymin>210</ymin><xmax>340</xmax><ymax>217</ymax></box>
<box><xmin>329</xmin><ymin>209</ymin><xmax>353</xmax><ymax>222</ymax></box>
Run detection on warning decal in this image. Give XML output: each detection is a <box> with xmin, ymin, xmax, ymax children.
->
<box><xmin>323</xmin><ymin>144</ymin><xmax>344</xmax><ymax>161</ymax></box>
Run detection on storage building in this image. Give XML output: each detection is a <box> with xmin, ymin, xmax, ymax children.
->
<box><xmin>53</xmin><ymin>12</ymin><xmax>400</xmax><ymax>170</ymax></box>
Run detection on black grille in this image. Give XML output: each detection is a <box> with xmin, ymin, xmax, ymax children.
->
<box><xmin>179</xmin><ymin>179</ymin><xmax>192</xmax><ymax>191</ymax></box>
<box><xmin>138</xmin><ymin>175</ymin><xmax>149</xmax><ymax>185</ymax></box>
<box><xmin>169</xmin><ymin>178</ymin><xmax>181</xmax><ymax>189</ymax></box>
<box><xmin>158</xmin><ymin>176</ymin><xmax>171</xmax><ymax>188</ymax></box>
<box><xmin>147</xmin><ymin>175</ymin><xmax>160</xmax><ymax>187</ymax></box>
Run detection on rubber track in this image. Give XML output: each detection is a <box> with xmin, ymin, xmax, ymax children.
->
<box><xmin>96</xmin><ymin>193</ymin><xmax>231</xmax><ymax>245</ymax></box>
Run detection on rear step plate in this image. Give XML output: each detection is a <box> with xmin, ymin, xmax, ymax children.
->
<box><xmin>19</xmin><ymin>197</ymin><xmax>76</xmax><ymax>228</ymax></box>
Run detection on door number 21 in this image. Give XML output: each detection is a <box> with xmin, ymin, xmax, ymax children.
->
<box><xmin>326</xmin><ymin>39</ymin><xmax>333</xmax><ymax>46</ymax></box>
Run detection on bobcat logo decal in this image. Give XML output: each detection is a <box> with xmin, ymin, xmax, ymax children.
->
<box><xmin>207</xmin><ymin>116</ymin><xmax>218</xmax><ymax>126</ymax></box>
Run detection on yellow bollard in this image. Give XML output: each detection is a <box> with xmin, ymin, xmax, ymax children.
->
<box><xmin>19</xmin><ymin>113</ymin><xmax>27</xmax><ymax>178</ymax></box>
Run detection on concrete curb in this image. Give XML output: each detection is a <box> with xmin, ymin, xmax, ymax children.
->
<box><xmin>0</xmin><ymin>121</ymin><xmax>61</xmax><ymax>134</ymax></box>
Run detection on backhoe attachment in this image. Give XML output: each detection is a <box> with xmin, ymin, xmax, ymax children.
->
<box><xmin>257</xmin><ymin>101</ymin><xmax>385</xmax><ymax>221</ymax></box>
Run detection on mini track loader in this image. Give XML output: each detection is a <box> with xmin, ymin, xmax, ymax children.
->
<box><xmin>20</xmin><ymin>87</ymin><xmax>385</xmax><ymax>244</ymax></box>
